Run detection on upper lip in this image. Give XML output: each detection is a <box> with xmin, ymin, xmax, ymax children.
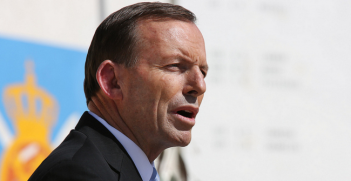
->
<box><xmin>172</xmin><ymin>105</ymin><xmax>199</xmax><ymax>119</ymax></box>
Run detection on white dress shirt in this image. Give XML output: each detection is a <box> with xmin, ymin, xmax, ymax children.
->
<box><xmin>88</xmin><ymin>111</ymin><xmax>154</xmax><ymax>181</ymax></box>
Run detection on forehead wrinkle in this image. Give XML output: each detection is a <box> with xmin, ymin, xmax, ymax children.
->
<box><xmin>136</xmin><ymin>19</ymin><xmax>206</xmax><ymax>68</ymax></box>
<box><xmin>177</xmin><ymin>45</ymin><xmax>206</xmax><ymax>67</ymax></box>
<box><xmin>174</xmin><ymin>26</ymin><xmax>206</xmax><ymax>67</ymax></box>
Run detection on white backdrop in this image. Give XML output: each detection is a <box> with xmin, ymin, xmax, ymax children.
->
<box><xmin>1</xmin><ymin>0</ymin><xmax>351</xmax><ymax>180</ymax></box>
<box><xmin>179</xmin><ymin>0</ymin><xmax>351</xmax><ymax>180</ymax></box>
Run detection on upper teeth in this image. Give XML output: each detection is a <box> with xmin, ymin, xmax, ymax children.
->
<box><xmin>184</xmin><ymin>110</ymin><xmax>192</xmax><ymax>113</ymax></box>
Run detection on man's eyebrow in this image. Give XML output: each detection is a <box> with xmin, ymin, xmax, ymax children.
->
<box><xmin>168</xmin><ymin>53</ymin><xmax>208</xmax><ymax>73</ymax></box>
<box><xmin>175</xmin><ymin>53</ymin><xmax>208</xmax><ymax>68</ymax></box>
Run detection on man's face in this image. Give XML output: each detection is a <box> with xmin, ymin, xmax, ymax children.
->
<box><xmin>118</xmin><ymin>19</ymin><xmax>207</xmax><ymax>149</ymax></box>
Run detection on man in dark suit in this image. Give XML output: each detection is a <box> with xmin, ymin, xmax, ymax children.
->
<box><xmin>29</xmin><ymin>2</ymin><xmax>208</xmax><ymax>181</ymax></box>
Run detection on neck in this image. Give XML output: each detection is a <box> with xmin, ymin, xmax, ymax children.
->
<box><xmin>88</xmin><ymin>93</ymin><xmax>164</xmax><ymax>162</ymax></box>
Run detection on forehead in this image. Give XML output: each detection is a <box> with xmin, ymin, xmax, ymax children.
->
<box><xmin>137</xmin><ymin>18</ymin><xmax>197</xmax><ymax>36</ymax></box>
<box><xmin>135</xmin><ymin>19</ymin><xmax>206</xmax><ymax>65</ymax></box>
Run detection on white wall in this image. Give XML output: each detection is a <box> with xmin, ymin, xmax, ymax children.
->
<box><xmin>2</xmin><ymin>0</ymin><xmax>351</xmax><ymax>180</ymax></box>
<box><xmin>0</xmin><ymin>0</ymin><xmax>171</xmax><ymax>50</ymax></box>
<box><xmin>178</xmin><ymin>0</ymin><xmax>351</xmax><ymax>180</ymax></box>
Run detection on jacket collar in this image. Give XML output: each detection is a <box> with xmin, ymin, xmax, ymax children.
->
<box><xmin>75</xmin><ymin>111</ymin><xmax>142</xmax><ymax>180</ymax></box>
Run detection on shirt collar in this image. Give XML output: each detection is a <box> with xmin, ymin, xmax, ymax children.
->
<box><xmin>88</xmin><ymin>111</ymin><xmax>153</xmax><ymax>181</ymax></box>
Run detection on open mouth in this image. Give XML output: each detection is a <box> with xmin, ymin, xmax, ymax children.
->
<box><xmin>177</xmin><ymin>110</ymin><xmax>194</xmax><ymax>118</ymax></box>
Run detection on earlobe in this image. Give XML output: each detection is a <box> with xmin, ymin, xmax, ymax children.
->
<box><xmin>96</xmin><ymin>60</ymin><xmax>123</xmax><ymax>100</ymax></box>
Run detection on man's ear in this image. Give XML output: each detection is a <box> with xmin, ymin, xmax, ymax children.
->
<box><xmin>96</xmin><ymin>60</ymin><xmax>123</xmax><ymax>100</ymax></box>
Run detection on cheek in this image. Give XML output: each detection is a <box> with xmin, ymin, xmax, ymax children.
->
<box><xmin>159</xmin><ymin>75</ymin><xmax>183</xmax><ymax>100</ymax></box>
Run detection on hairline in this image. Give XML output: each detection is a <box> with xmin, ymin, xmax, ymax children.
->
<box><xmin>127</xmin><ymin>17</ymin><xmax>196</xmax><ymax>68</ymax></box>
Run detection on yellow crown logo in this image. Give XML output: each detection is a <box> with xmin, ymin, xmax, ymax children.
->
<box><xmin>1</xmin><ymin>61</ymin><xmax>58</xmax><ymax>181</ymax></box>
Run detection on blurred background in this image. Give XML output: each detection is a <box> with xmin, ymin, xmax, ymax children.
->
<box><xmin>1</xmin><ymin>0</ymin><xmax>351</xmax><ymax>180</ymax></box>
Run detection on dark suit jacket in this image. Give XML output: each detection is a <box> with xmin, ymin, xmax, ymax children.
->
<box><xmin>29</xmin><ymin>111</ymin><xmax>142</xmax><ymax>181</ymax></box>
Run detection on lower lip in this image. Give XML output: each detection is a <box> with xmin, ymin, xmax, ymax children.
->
<box><xmin>172</xmin><ymin>113</ymin><xmax>196</xmax><ymax>126</ymax></box>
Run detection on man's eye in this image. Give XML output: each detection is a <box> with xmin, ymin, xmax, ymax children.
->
<box><xmin>168</xmin><ymin>64</ymin><xmax>179</xmax><ymax>67</ymax></box>
<box><xmin>166</xmin><ymin>64</ymin><xmax>180</xmax><ymax>70</ymax></box>
<box><xmin>201</xmin><ymin>70</ymin><xmax>207</xmax><ymax>77</ymax></box>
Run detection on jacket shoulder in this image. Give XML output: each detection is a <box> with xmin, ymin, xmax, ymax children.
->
<box><xmin>29</xmin><ymin>130</ymin><xmax>118</xmax><ymax>180</ymax></box>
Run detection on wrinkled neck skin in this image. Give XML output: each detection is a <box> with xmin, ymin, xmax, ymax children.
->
<box><xmin>88</xmin><ymin>91</ymin><xmax>165</xmax><ymax>162</ymax></box>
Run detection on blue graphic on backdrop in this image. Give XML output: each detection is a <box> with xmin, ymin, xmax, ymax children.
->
<box><xmin>0</xmin><ymin>36</ymin><xmax>87</xmax><ymax>180</ymax></box>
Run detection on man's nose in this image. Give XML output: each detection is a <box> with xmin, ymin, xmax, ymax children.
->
<box><xmin>183</xmin><ymin>68</ymin><xmax>206</xmax><ymax>97</ymax></box>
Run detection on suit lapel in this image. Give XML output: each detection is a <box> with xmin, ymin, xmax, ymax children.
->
<box><xmin>75</xmin><ymin>112</ymin><xmax>142</xmax><ymax>181</ymax></box>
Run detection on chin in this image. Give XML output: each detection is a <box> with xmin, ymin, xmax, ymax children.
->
<box><xmin>171</xmin><ymin>130</ymin><xmax>192</xmax><ymax>147</ymax></box>
<box><xmin>178</xmin><ymin>140</ymin><xmax>191</xmax><ymax>147</ymax></box>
